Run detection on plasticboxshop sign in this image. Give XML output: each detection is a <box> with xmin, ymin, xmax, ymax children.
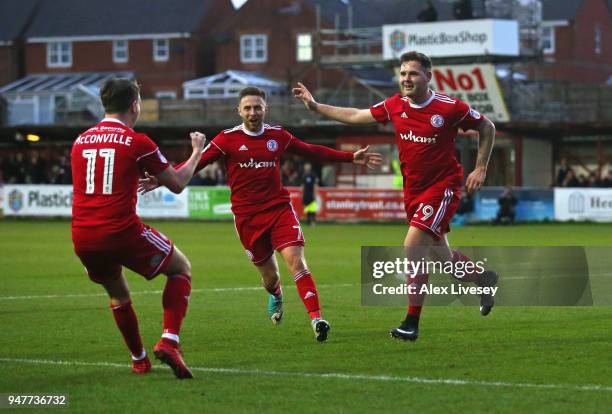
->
<box><xmin>3</xmin><ymin>185</ymin><xmax>73</xmax><ymax>216</ymax></box>
<box><xmin>1</xmin><ymin>185</ymin><xmax>189</xmax><ymax>218</ymax></box>
<box><xmin>383</xmin><ymin>19</ymin><xmax>519</xmax><ymax>60</ymax></box>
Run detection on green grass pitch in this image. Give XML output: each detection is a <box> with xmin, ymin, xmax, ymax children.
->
<box><xmin>1</xmin><ymin>220</ymin><xmax>611</xmax><ymax>413</ymax></box>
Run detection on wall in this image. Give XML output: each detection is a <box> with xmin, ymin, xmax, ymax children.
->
<box><xmin>522</xmin><ymin>138</ymin><xmax>553</xmax><ymax>186</ymax></box>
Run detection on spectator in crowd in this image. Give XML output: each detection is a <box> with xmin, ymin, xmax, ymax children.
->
<box><xmin>320</xmin><ymin>164</ymin><xmax>336</xmax><ymax>187</ymax></box>
<box><xmin>51</xmin><ymin>150</ymin><xmax>72</xmax><ymax>184</ymax></box>
<box><xmin>301</xmin><ymin>163</ymin><xmax>319</xmax><ymax>225</ymax></box>
<box><xmin>453</xmin><ymin>0</ymin><xmax>473</xmax><ymax>19</ymax></box>
<box><xmin>602</xmin><ymin>170</ymin><xmax>612</xmax><ymax>187</ymax></box>
<box><xmin>456</xmin><ymin>188</ymin><xmax>474</xmax><ymax>215</ymax></box>
<box><xmin>417</xmin><ymin>0</ymin><xmax>438</xmax><ymax>22</ymax></box>
<box><xmin>562</xmin><ymin>169</ymin><xmax>580</xmax><ymax>187</ymax></box>
<box><xmin>587</xmin><ymin>171</ymin><xmax>600</xmax><ymax>187</ymax></box>
<box><xmin>6</xmin><ymin>152</ymin><xmax>27</xmax><ymax>183</ymax></box>
<box><xmin>199</xmin><ymin>168</ymin><xmax>218</xmax><ymax>186</ymax></box>
<box><xmin>26</xmin><ymin>150</ymin><xmax>48</xmax><ymax>184</ymax></box>
<box><xmin>556</xmin><ymin>158</ymin><xmax>570</xmax><ymax>186</ymax></box>
<box><xmin>188</xmin><ymin>165</ymin><xmax>218</xmax><ymax>186</ymax></box>
<box><xmin>281</xmin><ymin>159</ymin><xmax>300</xmax><ymax>186</ymax></box>
<box><xmin>495</xmin><ymin>186</ymin><xmax>518</xmax><ymax>225</ymax></box>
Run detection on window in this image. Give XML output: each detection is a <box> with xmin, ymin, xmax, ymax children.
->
<box><xmin>154</xmin><ymin>39</ymin><xmax>169</xmax><ymax>62</ymax></box>
<box><xmin>155</xmin><ymin>91</ymin><xmax>177</xmax><ymax>99</ymax></box>
<box><xmin>240</xmin><ymin>34</ymin><xmax>267</xmax><ymax>63</ymax></box>
<box><xmin>47</xmin><ymin>42</ymin><xmax>72</xmax><ymax>68</ymax></box>
<box><xmin>296</xmin><ymin>33</ymin><xmax>312</xmax><ymax>62</ymax></box>
<box><xmin>113</xmin><ymin>40</ymin><xmax>129</xmax><ymax>63</ymax></box>
<box><xmin>595</xmin><ymin>24</ymin><xmax>602</xmax><ymax>55</ymax></box>
<box><xmin>540</xmin><ymin>26</ymin><xmax>555</xmax><ymax>54</ymax></box>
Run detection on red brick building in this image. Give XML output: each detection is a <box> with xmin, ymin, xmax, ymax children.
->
<box><xmin>20</xmin><ymin>0</ymin><xmax>232</xmax><ymax>98</ymax></box>
<box><xmin>211</xmin><ymin>0</ymin><xmax>387</xmax><ymax>90</ymax></box>
<box><xmin>535</xmin><ymin>0</ymin><xmax>612</xmax><ymax>82</ymax></box>
<box><xmin>0</xmin><ymin>0</ymin><xmax>39</xmax><ymax>87</ymax></box>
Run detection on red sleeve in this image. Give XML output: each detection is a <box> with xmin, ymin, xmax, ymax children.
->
<box><xmin>135</xmin><ymin>133</ymin><xmax>170</xmax><ymax>175</ymax></box>
<box><xmin>175</xmin><ymin>139</ymin><xmax>223</xmax><ymax>174</ymax></box>
<box><xmin>453</xmin><ymin>100</ymin><xmax>483</xmax><ymax>131</ymax></box>
<box><xmin>285</xmin><ymin>134</ymin><xmax>353</xmax><ymax>163</ymax></box>
<box><xmin>369</xmin><ymin>97</ymin><xmax>392</xmax><ymax>125</ymax></box>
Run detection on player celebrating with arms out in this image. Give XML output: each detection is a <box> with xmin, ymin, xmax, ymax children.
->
<box><xmin>293</xmin><ymin>51</ymin><xmax>498</xmax><ymax>341</ymax></box>
<box><xmin>140</xmin><ymin>86</ymin><xmax>381</xmax><ymax>341</ymax></box>
<box><xmin>72</xmin><ymin>78</ymin><xmax>206</xmax><ymax>378</ymax></box>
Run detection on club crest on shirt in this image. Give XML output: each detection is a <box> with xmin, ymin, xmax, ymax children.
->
<box><xmin>267</xmin><ymin>139</ymin><xmax>278</xmax><ymax>152</ymax></box>
<box><xmin>150</xmin><ymin>254</ymin><xmax>163</xmax><ymax>268</ymax></box>
<box><xmin>430</xmin><ymin>114</ymin><xmax>444</xmax><ymax>128</ymax></box>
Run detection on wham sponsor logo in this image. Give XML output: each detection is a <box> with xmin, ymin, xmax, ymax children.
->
<box><xmin>399</xmin><ymin>130</ymin><xmax>437</xmax><ymax>144</ymax></box>
<box><xmin>238</xmin><ymin>158</ymin><xmax>277</xmax><ymax>169</ymax></box>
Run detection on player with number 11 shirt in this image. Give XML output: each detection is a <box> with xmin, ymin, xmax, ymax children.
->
<box><xmin>72</xmin><ymin>78</ymin><xmax>206</xmax><ymax>378</ymax></box>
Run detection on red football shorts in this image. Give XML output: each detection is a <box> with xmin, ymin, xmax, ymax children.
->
<box><xmin>234</xmin><ymin>203</ymin><xmax>304</xmax><ymax>265</ymax></box>
<box><xmin>405</xmin><ymin>182</ymin><xmax>461</xmax><ymax>240</ymax></box>
<box><xmin>73</xmin><ymin>224</ymin><xmax>175</xmax><ymax>283</ymax></box>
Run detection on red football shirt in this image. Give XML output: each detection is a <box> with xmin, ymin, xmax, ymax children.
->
<box><xmin>192</xmin><ymin>123</ymin><xmax>353</xmax><ymax>216</ymax></box>
<box><xmin>370</xmin><ymin>91</ymin><xmax>482</xmax><ymax>196</ymax></box>
<box><xmin>71</xmin><ymin>118</ymin><xmax>169</xmax><ymax>247</ymax></box>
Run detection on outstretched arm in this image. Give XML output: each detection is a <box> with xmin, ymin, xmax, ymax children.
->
<box><xmin>465</xmin><ymin>117</ymin><xmax>496</xmax><ymax>193</ymax></box>
<box><xmin>286</xmin><ymin>138</ymin><xmax>382</xmax><ymax>170</ymax></box>
<box><xmin>292</xmin><ymin>82</ymin><xmax>376</xmax><ymax>125</ymax></box>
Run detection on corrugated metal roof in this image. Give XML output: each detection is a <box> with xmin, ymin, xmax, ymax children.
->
<box><xmin>0</xmin><ymin>0</ymin><xmax>39</xmax><ymax>42</ymax></box>
<box><xmin>0</xmin><ymin>72</ymin><xmax>135</xmax><ymax>94</ymax></box>
<box><xmin>25</xmin><ymin>0</ymin><xmax>211</xmax><ymax>38</ymax></box>
<box><xmin>183</xmin><ymin>70</ymin><xmax>285</xmax><ymax>88</ymax></box>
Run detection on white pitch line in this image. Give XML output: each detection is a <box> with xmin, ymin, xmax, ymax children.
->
<box><xmin>0</xmin><ymin>284</ymin><xmax>355</xmax><ymax>301</ymax></box>
<box><xmin>0</xmin><ymin>357</ymin><xmax>610</xmax><ymax>393</ymax></box>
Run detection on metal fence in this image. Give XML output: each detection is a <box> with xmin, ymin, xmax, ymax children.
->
<box><xmin>3</xmin><ymin>82</ymin><xmax>611</xmax><ymax>127</ymax></box>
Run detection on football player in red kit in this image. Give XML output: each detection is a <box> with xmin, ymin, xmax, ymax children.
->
<box><xmin>293</xmin><ymin>51</ymin><xmax>498</xmax><ymax>341</ymax></box>
<box><xmin>140</xmin><ymin>86</ymin><xmax>381</xmax><ymax>341</ymax></box>
<box><xmin>72</xmin><ymin>78</ymin><xmax>206</xmax><ymax>378</ymax></box>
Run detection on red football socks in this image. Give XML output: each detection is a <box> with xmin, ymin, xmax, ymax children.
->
<box><xmin>162</xmin><ymin>274</ymin><xmax>192</xmax><ymax>337</ymax></box>
<box><xmin>265</xmin><ymin>278</ymin><xmax>283</xmax><ymax>298</ymax></box>
<box><xmin>294</xmin><ymin>269</ymin><xmax>321</xmax><ymax>319</ymax></box>
<box><xmin>452</xmin><ymin>250</ymin><xmax>482</xmax><ymax>282</ymax></box>
<box><xmin>110</xmin><ymin>301</ymin><xmax>144</xmax><ymax>358</ymax></box>
<box><xmin>407</xmin><ymin>272</ymin><xmax>429</xmax><ymax>321</ymax></box>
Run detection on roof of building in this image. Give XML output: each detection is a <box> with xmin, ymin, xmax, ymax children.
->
<box><xmin>0</xmin><ymin>0</ymin><xmax>39</xmax><ymax>42</ymax></box>
<box><xmin>310</xmin><ymin>0</ymin><xmax>612</xmax><ymax>27</ymax></box>
<box><xmin>0</xmin><ymin>72</ymin><xmax>134</xmax><ymax>94</ymax></box>
<box><xmin>25</xmin><ymin>0</ymin><xmax>211</xmax><ymax>38</ymax></box>
<box><xmin>183</xmin><ymin>70</ymin><xmax>285</xmax><ymax>89</ymax></box>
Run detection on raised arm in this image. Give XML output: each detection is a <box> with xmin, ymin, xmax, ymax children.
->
<box><xmin>292</xmin><ymin>82</ymin><xmax>376</xmax><ymax>125</ymax></box>
<box><xmin>465</xmin><ymin>116</ymin><xmax>496</xmax><ymax>193</ymax></box>
<box><xmin>154</xmin><ymin>132</ymin><xmax>207</xmax><ymax>194</ymax></box>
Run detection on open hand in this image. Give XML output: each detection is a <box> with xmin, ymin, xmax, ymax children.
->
<box><xmin>292</xmin><ymin>82</ymin><xmax>316</xmax><ymax>111</ymax></box>
<box><xmin>353</xmin><ymin>145</ymin><xmax>383</xmax><ymax>170</ymax></box>
<box><xmin>138</xmin><ymin>172</ymin><xmax>160</xmax><ymax>194</ymax></box>
<box><xmin>465</xmin><ymin>167</ymin><xmax>486</xmax><ymax>193</ymax></box>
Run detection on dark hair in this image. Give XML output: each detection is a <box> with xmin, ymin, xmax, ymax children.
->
<box><xmin>100</xmin><ymin>78</ymin><xmax>140</xmax><ymax>114</ymax></box>
<box><xmin>238</xmin><ymin>86</ymin><xmax>266</xmax><ymax>103</ymax></box>
<box><xmin>399</xmin><ymin>51</ymin><xmax>433</xmax><ymax>70</ymax></box>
